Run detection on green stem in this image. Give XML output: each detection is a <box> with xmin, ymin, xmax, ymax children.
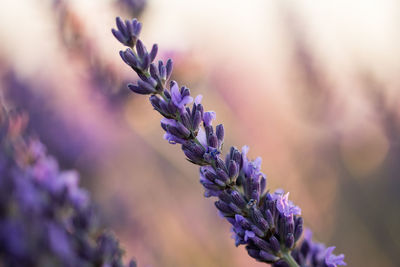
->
<box><xmin>282</xmin><ymin>251</ymin><xmax>300</xmax><ymax>267</ymax></box>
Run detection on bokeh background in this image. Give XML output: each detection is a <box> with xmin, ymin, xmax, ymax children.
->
<box><xmin>1</xmin><ymin>0</ymin><xmax>400</xmax><ymax>266</ymax></box>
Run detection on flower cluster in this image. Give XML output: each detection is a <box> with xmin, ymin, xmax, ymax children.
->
<box><xmin>0</xmin><ymin>107</ymin><xmax>135</xmax><ymax>267</ymax></box>
<box><xmin>273</xmin><ymin>230</ymin><xmax>346</xmax><ymax>267</ymax></box>
<box><xmin>113</xmin><ymin>17</ymin><xmax>346</xmax><ymax>267</ymax></box>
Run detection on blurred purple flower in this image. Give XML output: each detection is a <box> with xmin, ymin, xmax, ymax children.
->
<box><xmin>0</xmin><ymin>107</ymin><xmax>135</xmax><ymax>266</ymax></box>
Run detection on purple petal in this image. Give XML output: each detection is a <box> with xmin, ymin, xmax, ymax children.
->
<box><xmin>163</xmin><ymin>133</ymin><xmax>185</xmax><ymax>144</ymax></box>
<box><xmin>244</xmin><ymin>230</ymin><xmax>255</xmax><ymax>242</ymax></box>
<box><xmin>194</xmin><ymin>95</ymin><xmax>203</xmax><ymax>105</ymax></box>
<box><xmin>179</xmin><ymin>95</ymin><xmax>193</xmax><ymax>107</ymax></box>
<box><xmin>203</xmin><ymin>111</ymin><xmax>216</xmax><ymax>126</ymax></box>
<box><xmin>170</xmin><ymin>81</ymin><xmax>181</xmax><ymax>106</ymax></box>
<box><xmin>196</xmin><ymin>128</ymin><xmax>207</xmax><ymax>147</ymax></box>
<box><xmin>325</xmin><ymin>247</ymin><xmax>346</xmax><ymax>266</ymax></box>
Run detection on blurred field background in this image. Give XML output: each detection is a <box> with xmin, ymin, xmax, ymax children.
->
<box><xmin>1</xmin><ymin>0</ymin><xmax>400</xmax><ymax>266</ymax></box>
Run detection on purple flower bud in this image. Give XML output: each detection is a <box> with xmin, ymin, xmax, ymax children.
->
<box><xmin>112</xmin><ymin>29</ymin><xmax>126</xmax><ymax>44</ymax></box>
<box><xmin>285</xmin><ymin>233</ymin><xmax>294</xmax><ymax>249</ymax></box>
<box><xmin>250</xmin><ymin>224</ymin><xmax>265</xmax><ymax>237</ymax></box>
<box><xmin>228</xmin><ymin>160</ymin><xmax>238</xmax><ymax>179</ymax></box>
<box><xmin>251</xmin><ymin>235</ymin><xmax>272</xmax><ymax>252</ymax></box>
<box><xmin>136</xmin><ymin>39</ymin><xmax>146</xmax><ymax>58</ymax></box>
<box><xmin>265</xmin><ymin>209</ymin><xmax>274</xmax><ymax>228</ymax></box>
<box><xmin>149</xmin><ymin>44</ymin><xmax>158</xmax><ymax>62</ymax></box>
<box><xmin>203</xmin><ymin>111</ymin><xmax>216</xmax><ymax>126</ymax></box>
<box><xmin>228</xmin><ymin>202</ymin><xmax>241</xmax><ymax>213</ymax></box>
<box><xmin>165</xmin><ymin>59</ymin><xmax>173</xmax><ymax>80</ymax></box>
<box><xmin>259</xmin><ymin>251</ymin><xmax>279</xmax><ymax>262</ymax></box>
<box><xmin>128</xmin><ymin>83</ymin><xmax>153</xmax><ymax>94</ymax></box>
<box><xmin>247</xmin><ymin>248</ymin><xmax>260</xmax><ymax>259</ymax></box>
<box><xmin>294</xmin><ymin>217</ymin><xmax>303</xmax><ymax>241</ymax></box>
<box><xmin>141</xmin><ymin>54</ymin><xmax>150</xmax><ymax>70</ymax></box>
<box><xmin>215</xmin><ymin>200</ymin><xmax>232</xmax><ymax>214</ymax></box>
<box><xmin>149</xmin><ymin>63</ymin><xmax>159</xmax><ymax>78</ymax></box>
<box><xmin>231</xmin><ymin>191</ymin><xmax>246</xmax><ymax>208</ymax></box>
<box><xmin>218</xmin><ymin>191</ymin><xmax>231</xmax><ymax>203</ymax></box>
<box><xmin>122</xmin><ymin>49</ymin><xmax>139</xmax><ymax>68</ymax></box>
<box><xmin>269</xmin><ymin>236</ymin><xmax>280</xmax><ymax>253</ymax></box>
<box><xmin>179</xmin><ymin>112</ymin><xmax>191</xmax><ymax>129</ymax></box>
<box><xmin>251</xmin><ymin>208</ymin><xmax>269</xmax><ymax>231</ymax></box>
<box><xmin>163</xmin><ymin>133</ymin><xmax>185</xmax><ymax>144</ymax></box>
<box><xmin>235</xmin><ymin>214</ymin><xmax>251</xmax><ymax>229</ymax></box>
<box><xmin>116</xmin><ymin>17</ymin><xmax>128</xmax><ymax>36</ymax></box>
<box><xmin>214</xmin><ymin>179</ymin><xmax>226</xmax><ymax>187</ymax></box>
<box><xmin>202</xmin><ymin>182</ymin><xmax>221</xmax><ymax>191</ymax></box>
<box><xmin>192</xmin><ymin>111</ymin><xmax>202</xmax><ymax>131</ymax></box>
<box><xmin>216</xmin><ymin>168</ymin><xmax>229</xmax><ymax>182</ymax></box>
<box><xmin>216</xmin><ymin>124</ymin><xmax>224</xmax><ymax>145</ymax></box>
<box><xmin>137</xmin><ymin>79</ymin><xmax>156</xmax><ymax>92</ymax></box>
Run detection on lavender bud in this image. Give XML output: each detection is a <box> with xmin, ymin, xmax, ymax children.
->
<box><xmin>203</xmin><ymin>170</ymin><xmax>218</xmax><ymax>182</ymax></box>
<box><xmin>180</xmin><ymin>112</ymin><xmax>191</xmax><ymax>129</ymax></box>
<box><xmin>285</xmin><ymin>233</ymin><xmax>294</xmax><ymax>249</ymax></box>
<box><xmin>215</xmin><ymin>157</ymin><xmax>226</xmax><ymax>170</ymax></box>
<box><xmin>216</xmin><ymin>124</ymin><xmax>224</xmax><ymax>145</ymax></box>
<box><xmin>128</xmin><ymin>83</ymin><xmax>153</xmax><ymax>94</ymax></box>
<box><xmin>294</xmin><ymin>217</ymin><xmax>303</xmax><ymax>241</ymax></box>
<box><xmin>192</xmin><ymin>111</ymin><xmax>202</xmax><ymax>130</ymax></box>
<box><xmin>116</xmin><ymin>17</ymin><xmax>128</xmax><ymax>35</ymax></box>
<box><xmin>214</xmin><ymin>179</ymin><xmax>226</xmax><ymax>187</ymax></box>
<box><xmin>136</xmin><ymin>39</ymin><xmax>146</xmax><ymax>58</ymax></box>
<box><xmin>232</xmin><ymin>149</ymin><xmax>242</xmax><ymax>166</ymax></box>
<box><xmin>165</xmin><ymin>59</ymin><xmax>173</xmax><ymax>80</ymax></box>
<box><xmin>235</xmin><ymin>214</ymin><xmax>251</xmax><ymax>229</ymax></box>
<box><xmin>215</xmin><ymin>200</ymin><xmax>232</xmax><ymax>214</ymax></box>
<box><xmin>251</xmin><ymin>208</ymin><xmax>269</xmax><ymax>231</ymax></box>
<box><xmin>250</xmin><ymin>225</ymin><xmax>264</xmax><ymax>237</ymax></box>
<box><xmin>269</xmin><ymin>236</ymin><xmax>281</xmax><ymax>253</ymax></box>
<box><xmin>259</xmin><ymin>251</ymin><xmax>279</xmax><ymax>262</ymax></box>
<box><xmin>228</xmin><ymin>202</ymin><xmax>241</xmax><ymax>214</ymax></box>
<box><xmin>201</xmin><ymin>182</ymin><xmax>220</xmax><ymax>191</ymax></box>
<box><xmin>149</xmin><ymin>63</ymin><xmax>159</xmax><ymax>78</ymax></box>
<box><xmin>251</xmin><ymin>235</ymin><xmax>272</xmax><ymax>252</ymax></box>
<box><xmin>230</xmin><ymin>191</ymin><xmax>246</xmax><ymax>208</ymax></box>
<box><xmin>112</xmin><ymin>29</ymin><xmax>126</xmax><ymax>44</ymax></box>
<box><xmin>123</xmin><ymin>49</ymin><xmax>139</xmax><ymax>68</ymax></box>
<box><xmin>204</xmin><ymin>125</ymin><xmax>213</xmax><ymax>136</ymax></box>
<box><xmin>218</xmin><ymin>191</ymin><xmax>231</xmax><ymax>203</ymax></box>
<box><xmin>247</xmin><ymin>249</ymin><xmax>260</xmax><ymax>259</ymax></box>
<box><xmin>216</xmin><ymin>168</ymin><xmax>229</xmax><ymax>182</ymax></box>
<box><xmin>228</xmin><ymin>160</ymin><xmax>239</xmax><ymax>179</ymax></box>
<box><xmin>141</xmin><ymin>54</ymin><xmax>150</xmax><ymax>70</ymax></box>
<box><xmin>149</xmin><ymin>44</ymin><xmax>158</xmax><ymax>62</ymax></box>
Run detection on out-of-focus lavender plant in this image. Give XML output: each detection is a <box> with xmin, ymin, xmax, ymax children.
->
<box><xmin>52</xmin><ymin>0</ymin><xmax>135</xmax><ymax>106</ymax></box>
<box><xmin>115</xmin><ymin>0</ymin><xmax>146</xmax><ymax>17</ymax></box>
<box><xmin>0</xmin><ymin>105</ymin><xmax>135</xmax><ymax>267</ymax></box>
<box><xmin>112</xmin><ymin>17</ymin><xmax>346</xmax><ymax>267</ymax></box>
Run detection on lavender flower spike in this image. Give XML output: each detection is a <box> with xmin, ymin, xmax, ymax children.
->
<box><xmin>113</xmin><ymin>17</ymin><xmax>346</xmax><ymax>267</ymax></box>
<box><xmin>112</xmin><ymin>17</ymin><xmax>142</xmax><ymax>47</ymax></box>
